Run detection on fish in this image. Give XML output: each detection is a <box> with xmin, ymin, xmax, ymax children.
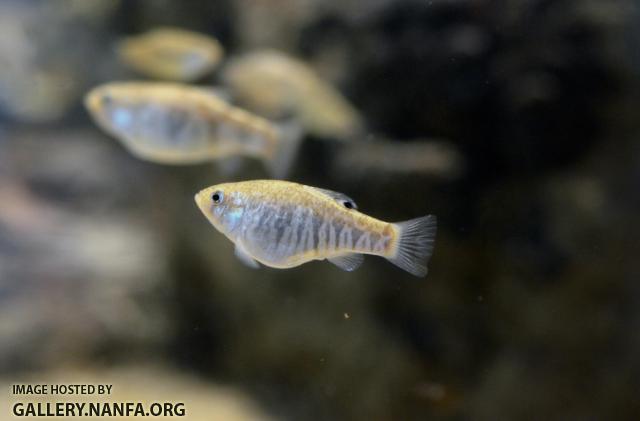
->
<box><xmin>84</xmin><ymin>81</ymin><xmax>300</xmax><ymax>177</ymax></box>
<box><xmin>194</xmin><ymin>180</ymin><xmax>437</xmax><ymax>277</ymax></box>
<box><xmin>334</xmin><ymin>137</ymin><xmax>464</xmax><ymax>179</ymax></box>
<box><xmin>118</xmin><ymin>27</ymin><xmax>224</xmax><ymax>81</ymax></box>
<box><xmin>222</xmin><ymin>50</ymin><xmax>363</xmax><ymax>140</ymax></box>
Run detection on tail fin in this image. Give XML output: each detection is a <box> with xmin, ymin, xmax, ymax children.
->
<box><xmin>264</xmin><ymin>119</ymin><xmax>304</xmax><ymax>178</ymax></box>
<box><xmin>387</xmin><ymin>215</ymin><xmax>437</xmax><ymax>277</ymax></box>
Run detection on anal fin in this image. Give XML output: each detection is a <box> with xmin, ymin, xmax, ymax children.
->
<box><xmin>328</xmin><ymin>253</ymin><xmax>364</xmax><ymax>272</ymax></box>
<box><xmin>235</xmin><ymin>243</ymin><xmax>260</xmax><ymax>269</ymax></box>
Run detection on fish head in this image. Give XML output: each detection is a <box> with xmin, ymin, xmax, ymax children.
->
<box><xmin>84</xmin><ymin>83</ymin><xmax>139</xmax><ymax>136</ymax></box>
<box><xmin>195</xmin><ymin>183</ymin><xmax>246</xmax><ymax>238</ymax></box>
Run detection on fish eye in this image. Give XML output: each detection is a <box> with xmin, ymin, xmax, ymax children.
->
<box><xmin>101</xmin><ymin>94</ymin><xmax>113</xmax><ymax>106</ymax></box>
<box><xmin>343</xmin><ymin>201</ymin><xmax>354</xmax><ymax>209</ymax></box>
<box><xmin>211</xmin><ymin>191</ymin><xmax>223</xmax><ymax>204</ymax></box>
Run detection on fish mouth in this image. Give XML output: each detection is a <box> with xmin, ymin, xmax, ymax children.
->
<box><xmin>84</xmin><ymin>86</ymin><xmax>108</xmax><ymax>116</ymax></box>
<box><xmin>194</xmin><ymin>190</ymin><xmax>207</xmax><ymax>211</ymax></box>
<box><xmin>194</xmin><ymin>187</ymin><xmax>216</xmax><ymax>214</ymax></box>
<box><xmin>83</xmin><ymin>90</ymin><xmax>99</xmax><ymax>113</ymax></box>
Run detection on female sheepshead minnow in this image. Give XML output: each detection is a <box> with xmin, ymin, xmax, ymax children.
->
<box><xmin>85</xmin><ymin>82</ymin><xmax>300</xmax><ymax>177</ymax></box>
<box><xmin>195</xmin><ymin>180</ymin><xmax>437</xmax><ymax>277</ymax></box>
<box><xmin>118</xmin><ymin>27</ymin><xmax>223</xmax><ymax>81</ymax></box>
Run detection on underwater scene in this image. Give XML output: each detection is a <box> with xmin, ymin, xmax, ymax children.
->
<box><xmin>1</xmin><ymin>0</ymin><xmax>639</xmax><ymax>420</ymax></box>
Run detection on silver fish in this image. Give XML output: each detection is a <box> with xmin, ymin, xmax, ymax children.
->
<box><xmin>222</xmin><ymin>50</ymin><xmax>363</xmax><ymax>140</ymax></box>
<box><xmin>85</xmin><ymin>81</ymin><xmax>300</xmax><ymax>176</ymax></box>
<box><xmin>118</xmin><ymin>27</ymin><xmax>224</xmax><ymax>81</ymax></box>
<box><xmin>195</xmin><ymin>180</ymin><xmax>437</xmax><ymax>277</ymax></box>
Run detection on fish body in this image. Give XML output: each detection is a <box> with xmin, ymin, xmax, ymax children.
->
<box><xmin>195</xmin><ymin>180</ymin><xmax>436</xmax><ymax>277</ymax></box>
<box><xmin>118</xmin><ymin>27</ymin><xmax>223</xmax><ymax>81</ymax></box>
<box><xmin>222</xmin><ymin>50</ymin><xmax>363</xmax><ymax>140</ymax></box>
<box><xmin>335</xmin><ymin>138</ymin><xmax>463</xmax><ymax>179</ymax></box>
<box><xmin>85</xmin><ymin>82</ymin><xmax>298</xmax><ymax>175</ymax></box>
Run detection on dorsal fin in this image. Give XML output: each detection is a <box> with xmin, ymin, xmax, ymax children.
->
<box><xmin>309</xmin><ymin>187</ymin><xmax>358</xmax><ymax>210</ymax></box>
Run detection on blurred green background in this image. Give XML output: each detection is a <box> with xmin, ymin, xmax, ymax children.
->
<box><xmin>1</xmin><ymin>0</ymin><xmax>639</xmax><ymax>420</ymax></box>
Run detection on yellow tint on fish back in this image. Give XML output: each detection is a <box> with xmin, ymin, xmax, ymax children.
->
<box><xmin>196</xmin><ymin>180</ymin><xmax>437</xmax><ymax>276</ymax></box>
<box><xmin>118</xmin><ymin>27</ymin><xmax>223</xmax><ymax>81</ymax></box>
<box><xmin>86</xmin><ymin>82</ymin><xmax>280</xmax><ymax>162</ymax></box>
<box><xmin>223</xmin><ymin>50</ymin><xmax>363</xmax><ymax>140</ymax></box>
<box><xmin>225</xmin><ymin>180</ymin><xmax>398</xmax><ymax>262</ymax></box>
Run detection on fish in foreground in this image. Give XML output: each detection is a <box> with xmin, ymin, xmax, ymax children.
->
<box><xmin>222</xmin><ymin>50</ymin><xmax>363</xmax><ymax>140</ymax></box>
<box><xmin>195</xmin><ymin>180</ymin><xmax>436</xmax><ymax>277</ymax></box>
<box><xmin>85</xmin><ymin>82</ymin><xmax>300</xmax><ymax>177</ymax></box>
<box><xmin>118</xmin><ymin>27</ymin><xmax>224</xmax><ymax>81</ymax></box>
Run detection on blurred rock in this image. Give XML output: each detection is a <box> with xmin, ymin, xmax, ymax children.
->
<box><xmin>0</xmin><ymin>0</ymin><xmax>119</xmax><ymax>123</ymax></box>
<box><xmin>0</xmin><ymin>129</ymin><xmax>171</xmax><ymax>371</ymax></box>
<box><xmin>233</xmin><ymin>0</ymin><xmax>316</xmax><ymax>51</ymax></box>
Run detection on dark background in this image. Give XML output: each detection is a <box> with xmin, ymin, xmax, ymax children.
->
<box><xmin>1</xmin><ymin>0</ymin><xmax>639</xmax><ymax>420</ymax></box>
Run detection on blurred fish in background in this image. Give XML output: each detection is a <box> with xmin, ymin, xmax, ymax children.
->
<box><xmin>0</xmin><ymin>0</ymin><xmax>639</xmax><ymax>420</ymax></box>
<box><xmin>84</xmin><ymin>81</ymin><xmax>302</xmax><ymax>177</ymax></box>
<box><xmin>222</xmin><ymin>50</ymin><xmax>364</xmax><ymax>140</ymax></box>
<box><xmin>118</xmin><ymin>27</ymin><xmax>224</xmax><ymax>81</ymax></box>
<box><xmin>333</xmin><ymin>136</ymin><xmax>464</xmax><ymax>181</ymax></box>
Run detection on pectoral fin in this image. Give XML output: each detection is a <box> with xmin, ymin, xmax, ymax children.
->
<box><xmin>234</xmin><ymin>243</ymin><xmax>260</xmax><ymax>269</ymax></box>
<box><xmin>328</xmin><ymin>253</ymin><xmax>364</xmax><ymax>272</ymax></box>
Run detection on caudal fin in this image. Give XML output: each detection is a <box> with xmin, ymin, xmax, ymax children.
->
<box><xmin>387</xmin><ymin>215</ymin><xmax>437</xmax><ymax>277</ymax></box>
<box><xmin>265</xmin><ymin>119</ymin><xmax>304</xmax><ymax>178</ymax></box>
